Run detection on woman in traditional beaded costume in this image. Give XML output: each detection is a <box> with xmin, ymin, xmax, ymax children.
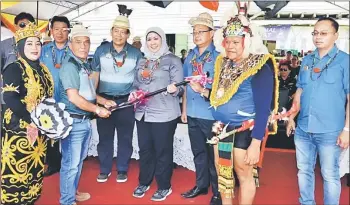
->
<box><xmin>209</xmin><ymin>2</ymin><xmax>279</xmax><ymax>205</ymax></box>
<box><xmin>1</xmin><ymin>23</ymin><xmax>53</xmax><ymax>205</ymax></box>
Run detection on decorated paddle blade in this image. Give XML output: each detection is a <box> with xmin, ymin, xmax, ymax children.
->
<box><xmin>111</xmin><ymin>81</ymin><xmax>189</xmax><ymax>111</ymax></box>
<box><xmin>31</xmin><ymin>98</ymin><xmax>73</xmax><ymax>140</ymax></box>
<box><xmin>184</xmin><ymin>72</ymin><xmax>213</xmax><ymax>87</ymax></box>
<box><xmin>207</xmin><ymin>102</ymin><xmax>298</xmax><ymax>144</ymax></box>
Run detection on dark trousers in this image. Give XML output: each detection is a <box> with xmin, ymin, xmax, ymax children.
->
<box><xmin>136</xmin><ymin>117</ymin><xmax>178</xmax><ymax>190</ymax></box>
<box><xmin>187</xmin><ymin>116</ymin><xmax>219</xmax><ymax>195</ymax></box>
<box><xmin>46</xmin><ymin>140</ymin><xmax>61</xmax><ymax>170</ymax></box>
<box><xmin>97</xmin><ymin>96</ymin><xmax>135</xmax><ymax>174</ymax></box>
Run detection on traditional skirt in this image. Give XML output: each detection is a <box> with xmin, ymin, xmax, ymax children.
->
<box><xmin>217</xmin><ymin>131</ymin><xmax>262</xmax><ymax>199</ymax></box>
<box><xmin>1</xmin><ymin>127</ymin><xmax>47</xmax><ymax>205</ymax></box>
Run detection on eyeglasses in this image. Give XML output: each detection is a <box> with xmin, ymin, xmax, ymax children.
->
<box><xmin>280</xmin><ymin>68</ymin><xmax>288</xmax><ymax>72</ymax></box>
<box><xmin>191</xmin><ymin>30</ymin><xmax>211</xmax><ymax>36</ymax></box>
<box><xmin>311</xmin><ymin>31</ymin><xmax>335</xmax><ymax>37</ymax></box>
<box><xmin>53</xmin><ymin>28</ymin><xmax>70</xmax><ymax>33</ymax></box>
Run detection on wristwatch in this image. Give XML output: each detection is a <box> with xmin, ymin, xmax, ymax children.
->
<box><xmin>344</xmin><ymin>127</ymin><xmax>349</xmax><ymax>132</ymax></box>
<box><xmin>95</xmin><ymin>106</ymin><xmax>101</xmax><ymax>115</ymax></box>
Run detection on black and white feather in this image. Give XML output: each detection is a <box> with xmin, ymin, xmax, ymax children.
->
<box><xmin>31</xmin><ymin>98</ymin><xmax>73</xmax><ymax>140</ymax></box>
<box><xmin>118</xmin><ymin>4</ymin><xmax>133</xmax><ymax>17</ymax></box>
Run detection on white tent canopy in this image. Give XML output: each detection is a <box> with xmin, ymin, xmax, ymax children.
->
<box><xmin>1</xmin><ymin>1</ymin><xmax>349</xmax><ymax>52</ymax></box>
<box><xmin>62</xmin><ymin>1</ymin><xmax>349</xmax><ymax>53</ymax></box>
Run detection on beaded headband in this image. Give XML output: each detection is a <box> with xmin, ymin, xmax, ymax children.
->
<box><xmin>223</xmin><ymin>16</ymin><xmax>252</xmax><ymax>38</ymax></box>
<box><xmin>15</xmin><ymin>22</ymin><xmax>41</xmax><ymax>43</ymax></box>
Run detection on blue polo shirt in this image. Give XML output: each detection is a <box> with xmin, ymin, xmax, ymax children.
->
<box><xmin>59</xmin><ymin>53</ymin><xmax>96</xmax><ymax>116</ymax></box>
<box><xmin>40</xmin><ymin>41</ymin><xmax>70</xmax><ymax>102</ymax></box>
<box><xmin>92</xmin><ymin>42</ymin><xmax>142</xmax><ymax>96</ymax></box>
<box><xmin>183</xmin><ymin>43</ymin><xmax>218</xmax><ymax>120</ymax></box>
<box><xmin>297</xmin><ymin>45</ymin><xmax>349</xmax><ymax>133</ymax></box>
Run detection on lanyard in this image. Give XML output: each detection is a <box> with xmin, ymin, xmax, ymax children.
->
<box><xmin>110</xmin><ymin>45</ymin><xmax>127</xmax><ymax>70</ymax></box>
<box><xmin>191</xmin><ymin>51</ymin><xmax>211</xmax><ymax>75</ymax></box>
<box><xmin>52</xmin><ymin>45</ymin><xmax>69</xmax><ymax>69</ymax></box>
<box><xmin>310</xmin><ymin>49</ymin><xmax>339</xmax><ymax>81</ymax></box>
<box><xmin>140</xmin><ymin>58</ymin><xmax>160</xmax><ymax>83</ymax></box>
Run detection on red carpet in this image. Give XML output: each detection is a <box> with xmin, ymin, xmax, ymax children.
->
<box><xmin>37</xmin><ymin>151</ymin><xmax>349</xmax><ymax>204</ymax></box>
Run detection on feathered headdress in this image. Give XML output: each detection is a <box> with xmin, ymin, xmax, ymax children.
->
<box><xmin>118</xmin><ymin>4</ymin><xmax>133</xmax><ymax>17</ymax></box>
<box><xmin>214</xmin><ymin>1</ymin><xmax>268</xmax><ymax>58</ymax></box>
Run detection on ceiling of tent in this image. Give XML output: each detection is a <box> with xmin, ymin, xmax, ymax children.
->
<box><xmin>1</xmin><ymin>1</ymin><xmax>349</xmax><ymax>21</ymax></box>
<box><xmin>59</xmin><ymin>1</ymin><xmax>349</xmax><ymax>53</ymax></box>
<box><xmin>2</xmin><ymin>1</ymin><xmax>348</xmax><ymax>52</ymax></box>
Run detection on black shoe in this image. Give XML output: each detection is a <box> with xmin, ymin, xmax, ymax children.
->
<box><xmin>210</xmin><ymin>194</ymin><xmax>222</xmax><ymax>205</ymax></box>
<box><xmin>181</xmin><ymin>186</ymin><xmax>208</xmax><ymax>198</ymax></box>
<box><xmin>116</xmin><ymin>171</ymin><xmax>127</xmax><ymax>183</ymax></box>
<box><xmin>43</xmin><ymin>167</ymin><xmax>60</xmax><ymax>177</ymax></box>
<box><xmin>132</xmin><ymin>185</ymin><xmax>150</xmax><ymax>198</ymax></box>
<box><xmin>96</xmin><ymin>173</ymin><xmax>111</xmax><ymax>183</ymax></box>
<box><xmin>151</xmin><ymin>188</ymin><xmax>172</xmax><ymax>201</ymax></box>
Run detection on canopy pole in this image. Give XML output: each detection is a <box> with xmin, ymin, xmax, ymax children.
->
<box><xmin>36</xmin><ymin>1</ymin><xmax>39</xmax><ymax>25</ymax></box>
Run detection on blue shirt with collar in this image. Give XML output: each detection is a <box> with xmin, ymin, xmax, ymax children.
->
<box><xmin>59</xmin><ymin>52</ymin><xmax>96</xmax><ymax>116</ymax></box>
<box><xmin>296</xmin><ymin>44</ymin><xmax>349</xmax><ymax>133</ymax></box>
<box><xmin>40</xmin><ymin>41</ymin><xmax>70</xmax><ymax>102</ymax></box>
<box><xmin>92</xmin><ymin>42</ymin><xmax>142</xmax><ymax>96</ymax></box>
<box><xmin>183</xmin><ymin>43</ymin><xmax>219</xmax><ymax>120</ymax></box>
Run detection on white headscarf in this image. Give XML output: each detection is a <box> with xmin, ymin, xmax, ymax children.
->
<box><xmin>143</xmin><ymin>27</ymin><xmax>171</xmax><ymax>60</ymax></box>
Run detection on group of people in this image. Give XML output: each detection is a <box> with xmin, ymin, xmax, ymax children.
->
<box><xmin>1</xmin><ymin>2</ymin><xmax>349</xmax><ymax>205</ymax></box>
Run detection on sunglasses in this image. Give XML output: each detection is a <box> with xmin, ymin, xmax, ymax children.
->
<box><xmin>280</xmin><ymin>68</ymin><xmax>288</xmax><ymax>71</ymax></box>
<box><xmin>19</xmin><ymin>22</ymin><xmax>27</xmax><ymax>28</ymax></box>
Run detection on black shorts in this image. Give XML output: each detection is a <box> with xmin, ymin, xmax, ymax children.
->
<box><xmin>220</xmin><ymin>126</ymin><xmax>252</xmax><ymax>150</ymax></box>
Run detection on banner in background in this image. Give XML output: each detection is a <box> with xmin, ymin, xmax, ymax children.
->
<box><xmin>263</xmin><ymin>25</ymin><xmax>291</xmax><ymax>41</ymax></box>
<box><xmin>1</xmin><ymin>2</ymin><xmax>20</xmax><ymax>10</ymax></box>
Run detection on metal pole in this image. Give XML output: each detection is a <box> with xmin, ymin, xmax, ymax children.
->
<box><xmin>36</xmin><ymin>1</ymin><xmax>39</xmax><ymax>25</ymax></box>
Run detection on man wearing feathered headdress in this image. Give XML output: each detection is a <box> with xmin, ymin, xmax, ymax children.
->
<box><xmin>92</xmin><ymin>4</ymin><xmax>143</xmax><ymax>184</ymax></box>
<box><xmin>208</xmin><ymin>2</ymin><xmax>279</xmax><ymax>204</ymax></box>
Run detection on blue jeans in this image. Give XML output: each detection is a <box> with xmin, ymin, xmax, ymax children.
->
<box><xmin>294</xmin><ymin>127</ymin><xmax>341</xmax><ymax>205</ymax></box>
<box><xmin>60</xmin><ymin>118</ymin><xmax>91</xmax><ymax>205</ymax></box>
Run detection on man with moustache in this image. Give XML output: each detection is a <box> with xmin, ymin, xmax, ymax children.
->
<box><xmin>287</xmin><ymin>17</ymin><xmax>349</xmax><ymax>205</ymax></box>
<box><xmin>180</xmin><ymin>13</ymin><xmax>221</xmax><ymax>205</ymax></box>
<box><xmin>92</xmin><ymin>13</ymin><xmax>142</xmax><ymax>183</ymax></box>
<box><xmin>208</xmin><ymin>3</ymin><xmax>279</xmax><ymax>204</ymax></box>
<box><xmin>40</xmin><ymin>16</ymin><xmax>71</xmax><ymax>178</ymax></box>
<box><xmin>59</xmin><ymin>24</ymin><xmax>111</xmax><ymax>205</ymax></box>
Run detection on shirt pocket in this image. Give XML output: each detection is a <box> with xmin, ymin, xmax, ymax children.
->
<box><xmin>160</xmin><ymin>63</ymin><xmax>171</xmax><ymax>71</ymax></box>
<box><xmin>323</xmin><ymin>68</ymin><xmax>342</xmax><ymax>85</ymax></box>
<box><xmin>299</xmin><ymin>70</ymin><xmax>310</xmax><ymax>86</ymax></box>
<box><xmin>155</xmin><ymin>64</ymin><xmax>170</xmax><ymax>81</ymax></box>
<box><xmin>323</xmin><ymin>72</ymin><xmax>336</xmax><ymax>84</ymax></box>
